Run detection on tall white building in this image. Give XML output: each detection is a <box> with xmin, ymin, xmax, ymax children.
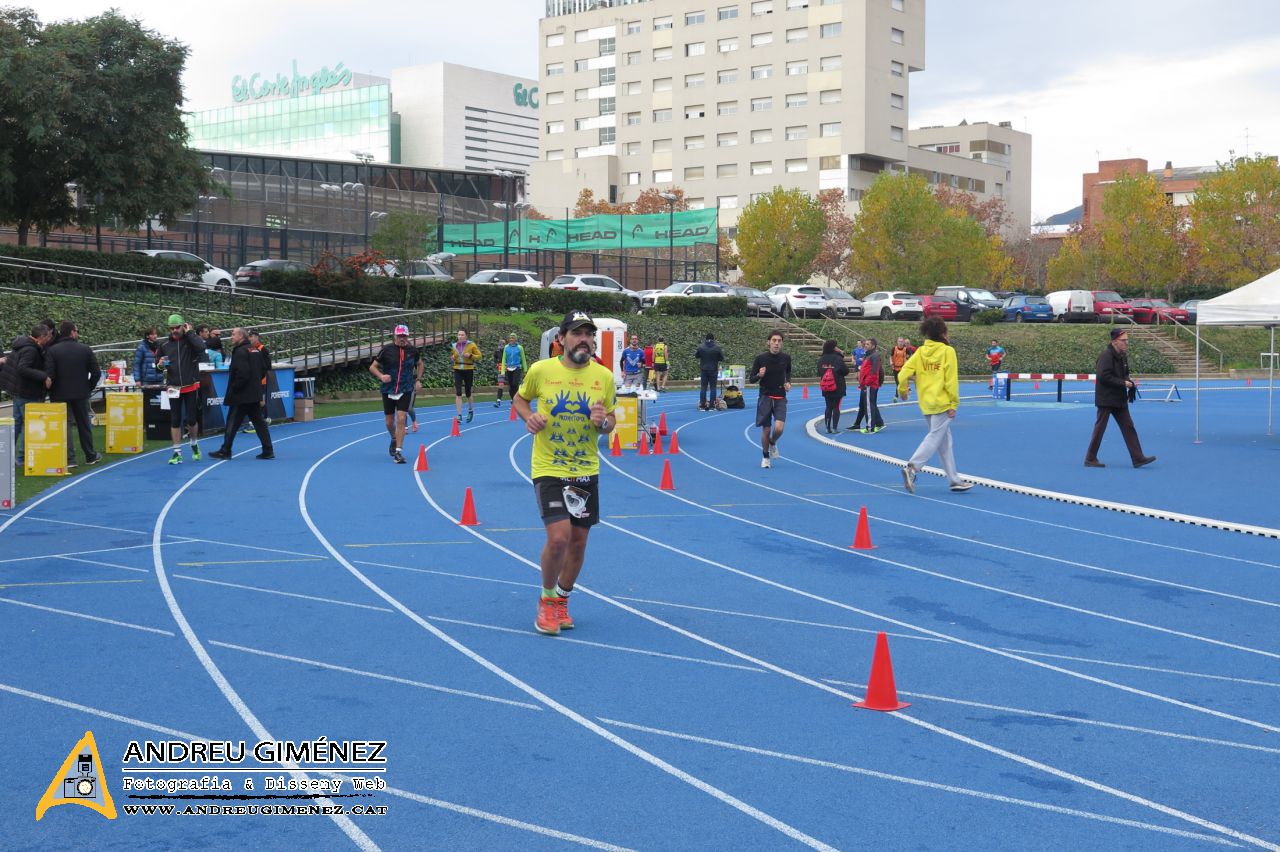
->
<box><xmin>909</xmin><ymin>120</ymin><xmax>1031</xmax><ymax>235</ymax></box>
<box><xmin>532</xmin><ymin>0</ymin><xmax>1030</xmax><ymax>234</ymax></box>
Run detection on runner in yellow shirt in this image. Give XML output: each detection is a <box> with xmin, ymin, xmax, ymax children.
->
<box><xmin>652</xmin><ymin>336</ymin><xmax>669</xmax><ymax>392</ymax></box>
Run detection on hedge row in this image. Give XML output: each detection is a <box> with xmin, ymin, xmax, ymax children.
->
<box><xmin>0</xmin><ymin>244</ymin><xmax>207</xmax><ymax>283</ymax></box>
<box><xmin>0</xmin><ymin>294</ymin><xmax>245</xmax><ymax>352</ymax></box>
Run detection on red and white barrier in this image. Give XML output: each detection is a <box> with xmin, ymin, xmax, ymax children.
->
<box><xmin>1001</xmin><ymin>372</ymin><xmax>1095</xmax><ymax>381</ymax></box>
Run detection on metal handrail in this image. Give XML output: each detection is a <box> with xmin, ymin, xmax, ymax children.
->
<box><xmin>1164</xmin><ymin>318</ymin><xmax>1224</xmax><ymax>372</ymax></box>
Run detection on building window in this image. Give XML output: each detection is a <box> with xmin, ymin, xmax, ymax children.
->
<box><xmin>575</xmin><ymin>88</ymin><xmax>589</xmax><ymax>101</ymax></box>
<box><xmin>575</xmin><ymin>29</ymin><xmax>590</xmax><ymax>42</ymax></box>
<box><xmin>785</xmin><ymin>92</ymin><xmax>807</xmax><ymax>108</ymax></box>
<box><xmin>654</xmin><ymin>15</ymin><xmax>673</xmax><ymax>30</ymax></box>
<box><xmin>786</xmin><ymin>0</ymin><xmax>808</xmax><ymax>8</ymax></box>
<box><xmin>751</xmin><ymin>128</ymin><xmax>773</xmax><ymax>143</ymax></box>
<box><xmin>574</xmin><ymin>117</ymin><xmax>590</xmax><ymax>131</ymax></box>
<box><xmin>890</xmin><ymin>93</ymin><xmax>904</xmax><ymax>109</ymax></box>
<box><xmin>718</xmin><ymin>195</ymin><xmax>739</xmax><ymax>209</ymax></box>
<box><xmin>624</xmin><ymin>141</ymin><xmax>640</xmax><ymax>154</ymax></box>
<box><xmin>751</xmin><ymin>0</ymin><xmax>773</xmax><ymax>14</ymax></box>
<box><xmin>890</xmin><ymin>60</ymin><xmax>904</xmax><ymax>77</ymax></box>
<box><xmin>751</xmin><ymin>32</ymin><xmax>773</xmax><ymax>46</ymax></box>
<box><xmin>718</xmin><ymin>37</ymin><xmax>739</xmax><ymax>52</ymax></box>
<box><xmin>751</xmin><ymin>64</ymin><xmax>772</xmax><ymax>80</ymax></box>
<box><xmin>547</xmin><ymin>149</ymin><xmax>564</xmax><ymax>160</ymax></box>
<box><xmin>718</xmin><ymin>68</ymin><xmax>738</xmax><ymax>83</ymax></box>
<box><xmin>654</xmin><ymin>77</ymin><xmax>673</xmax><ymax>91</ymax></box>
<box><xmin>685</xmin><ymin>165</ymin><xmax>705</xmax><ymax>179</ymax></box>
<box><xmin>625</xmin><ymin>51</ymin><xmax>641</xmax><ymax>65</ymax></box>
<box><xmin>890</xmin><ymin>125</ymin><xmax>904</xmax><ymax>142</ymax></box>
<box><xmin>933</xmin><ymin>143</ymin><xmax>959</xmax><ymax>154</ymax></box>
<box><xmin>574</xmin><ymin>58</ymin><xmax>591</xmax><ymax>72</ymax></box>
<box><xmin>598</xmin><ymin>97</ymin><xmax>616</xmax><ymax>115</ymax></box>
<box><xmin>686</xmin><ymin>10</ymin><xmax>706</xmax><ymax>24</ymax></box>
<box><xmin>599</xmin><ymin>37</ymin><xmax>616</xmax><ymax>56</ymax></box>
<box><xmin>892</xmin><ymin>0</ymin><xmax>904</xmax><ymax>10</ymax></box>
<box><xmin>820</xmin><ymin>55</ymin><xmax>841</xmax><ymax>71</ymax></box>
<box><xmin>547</xmin><ymin>33</ymin><xmax>565</xmax><ymax>47</ymax></box>
<box><xmin>785</xmin><ymin>158</ymin><xmax>808</xmax><ymax>173</ymax></box>
<box><xmin>751</xmin><ymin>96</ymin><xmax>772</xmax><ymax>112</ymax></box>
<box><xmin>819</xmin><ymin>89</ymin><xmax>840</xmax><ymax>104</ymax></box>
<box><xmin>546</xmin><ymin>91</ymin><xmax>565</xmax><ymax>105</ymax></box>
<box><xmin>820</xmin><ymin>0</ymin><xmax>840</xmax><ymax>4</ymax></box>
<box><xmin>625</xmin><ymin>111</ymin><xmax>641</xmax><ymax>125</ymax></box>
<box><xmin>599</xmin><ymin>67</ymin><xmax>616</xmax><ymax>85</ymax></box>
<box><xmin>685</xmin><ymin>135</ymin><xmax>705</xmax><ymax>149</ymax></box>
<box><xmin>891</xmin><ymin>27</ymin><xmax>904</xmax><ymax>44</ymax></box>
<box><xmin>717</xmin><ymin>163</ymin><xmax>738</xmax><ymax>178</ymax></box>
<box><xmin>751</xmin><ymin>160</ymin><xmax>773</xmax><ymax>175</ymax></box>
<box><xmin>574</xmin><ymin>147</ymin><xmax>589</xmax><ymax>157</ymax></box>
<box><xmin>819</xmin><ymin>154</ymin><xmax>841</xmax><ymax>169</ymax></box>
<box><xmin>686</xmin><ymin>72</ymin><xmax>705</xmax><ymax>88</ymax></box>
<box><xmin>653</xmin><ymin>108</ymin><xmax>672</xmax><ymax>122</ymax></box>
<box><xmin>599</xmin><ymin>127</ymin><xmax>616</xmax><ymax>145</ymax></box>
<box><xmin>624</xmin><ymin>81</ymin><xmax>641</xmax><ymax>95</ymax></box>
<box><xmin>653</xmin><ymin>138</ymin><xmax>672</xmax><ymax>152</ymax></box>
<box><xmin>718</xmin><ymin>5</ymin><xmax>739</xmax><ymax>20</ymax></box>
<box><xmin>686</xmin><ymin>41</ymin><xmax>706</xmax><ymax>56</ymax></box>
<box><xmin>717</xmin><ymin>131</ymin><xmax>738</xmax><ymax>147</ymax></box>
<box><xmin>717</xmin><ymin>100</ymin><xmax>738</xmax><ymax>116</ymax></box>
<box><xmin>546</xmin><ymin>62</ymin><xmax>565</xmax><ymax>76</ymax></box>
<box><xmin>685</xmin><ymin>104</ymin><xmax>706</xmax><ymax>119</ymax></box>
<box><xmin>546</xmin><ymin>120</ymin><xmax>564</xmax><ymax>134</ymax></box>
<box><xmin>820</xmin><ymin>121</ymin><xmax>841</xmax><ymax>137</ymax></box>
<box><xmin>654</xmin><ymin>169</ymin><xmax>673</xmax><ymax>182</ymax></box>
<box><xmin>785</xmin><ymin>124</ymin><xmax>806</xmax><ymax>140</ymax></box>
<box><xmin>786</xmin><ymin>59</ymin><xmax>807</xmax><ymax>75</ymax></box>
<box><xmin>625</xmin><ymin>171</ymin><xmax>640</xmax><ymax>184</ymax></box>
<box><xmin>786</xmin><ymin>27</ymin><xmax>807</xmax><ymax>42</ymax></box>
<box><xmin>687</xmin><ymin>197</ymin><xmax>706</xmax><ymax>209</ymax></box>
<box><xmin>820</xmin><ymin>22</ymin><xmax>842</xmax><ymax>37</ymax></box>
<box><xmin>626</xmin><ymin>20</ymin><xmax>641</xmax><ymax>34</ymax></box>
<box><xmin>653</xmin><ymin>47</ymin><xmax>672</xmax><ymax>61</ymax></box>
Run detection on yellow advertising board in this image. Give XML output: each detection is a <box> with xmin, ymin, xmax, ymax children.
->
<box><xmin>105</xmin><ymin>391</ymin><xmax>144</xmax><ymax>454</ymax></box>
<box><xmin>613</xmin><ymin>396</ymin><xmax>640</xmax><ymax>449</ymax></box>
<box><xmin>24</xmin><ymin>402</ymin><xmax>67</xmax><ymax>476</ymax></box>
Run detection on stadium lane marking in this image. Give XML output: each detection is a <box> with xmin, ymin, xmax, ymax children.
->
<box><xmin>0</xmin><ymin>682</ymin><xmax>634</xmax><ymax>851</ymax></box>
<box><xmin>56</xmin><ymin>556</ymin><xmax>151</xmax><ymax>574</ymax></box>
<box><xmin>998</xmin><ymin>648</ymin><xmax>1280</xmax><ymax>689</ymax></box>
<box><xmin>172</xmin><ymin>575</ymin><xmax>397</xmax><ymax>612</ymax></box>
<box><xmin>596</xmin><ymin>718</ymin><xmax>1240</xmax><ymax>848</ymax></box>
<box><xmin>0</xmin><ymin>578</ymin><xmax>142</xmax><ymax>590</ymax></box>
<box><xmin>353</xmin><ymin>560</ymin><xmax>529</xmax><ymax>587</ymax></box>
<box><xmin>344</xmin><ymin>541</ymin><xmax>475</xmax><ymax>547</ymax></box>
<box><xmin>299</xmin><ymin>428</ymin><xmax>839</xmax><ymax>852</ymax></box>
<box><xmin>0</xmin><ymin>542</ymin><xmax>172</xmax><ymax>565</ymax></box>
<box><xmin>176</xmin><ymin>558</ymin><xmax>327</xmax><ymax>567</ymax></box>
<box><xmin>0</xmin><ymin>596</ymin><xmax>175</xmax><ymax>635</ymax></box>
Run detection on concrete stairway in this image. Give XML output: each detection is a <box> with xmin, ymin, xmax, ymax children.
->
<box><xmin>1125</xmin><ymin>325</ymin><xmax>1223</xmax><ymax>376</ymax></box>
<box><xmin>753</xmin><ymin>316</ymin><xmax>857</xmax><ymax>370</ymax></box>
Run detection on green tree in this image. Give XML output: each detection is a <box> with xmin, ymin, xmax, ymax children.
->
<box><xmin>848</xmin><ymin>173</ymin><xmax>945</xmax><ymax>293</ymax></box>
<box><xmin>1046</xmin><ymin>226</ymin><xmax>1106</xmax><ymax>291</ymax></box>
<box><xmin>1188</xmin><ymin>154</ymin><xmax>1280</xmax><ymax>287</ymax></box>
<box><xmin>371</xmin><ymin>210</ymin><xmax>438</xmax><ymax>266</ymax></box>
<box><xmin>0</xmin><ymin>9</ymin><xmax>211</xmax><ymax>244</ymax></box>
<box><xmin>1097</xmin><ymin>172</ymin><xmax>1184</xmax><ymax>298</ymax></box>
<box><xmin>734</xmin><ymin>187</ymin><xmax>824</xmax><ymax>287</ymax></box>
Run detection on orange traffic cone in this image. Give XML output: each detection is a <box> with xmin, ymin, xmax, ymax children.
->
<box><xmin>414</xmin><ymin>445</ymin><xmax>428</xmax><ymax>472</ymax></box>
<box><xmin>659</xmin><ymin>458</ymin><xmax>675</xmax><ymax>490</ymax></box>
<box><xmin>458</xmin><ymin>488</ymin><xmax>479</xmax><ymax>526</ymax></box>
<box><xmin>610</xmin><ymin>432</ymin><xmax>622</xmax><ymax>456</ymax></box>
<box><xmin>1034</xmin><ymin>381</ymin><xmax>1039</xmax><ymax>390</ymax></box>
<box><xmin>638</xmin><ymin>432</ymin><xmax>649</xmax><ymax>456</ymax></box>
<box><xmin>852</xmin><ymin>632</ymin><xmax>910</xmax><ymax>712</ymax></box>
<box><xmin>668</xmin><ymin>431</ymin><xmax>680</xmax><ymax>455</ymax></box>
<box><xmin>658</xmin><ymin>411</ymin><xmax>669</xmax><ymax>436</ymax></box>
<box><xmin>509</xmin><ymin>404</ymin><xmax>518</xmax><ymax>421</ymax></box>
<box><xmin>851</xmin><ymin>506</ymin><xmax>874</xmax><ymax>550</ymax></box>
<box><xmin>450</xmin><ymin>418</ymin><xmax>461</xmax><ymax>437</ymax></box>
<box><xmin>1247</xmin><ymin>377</ymin><xmax>1253</xmax><ymax>386</ymax></box>
<box><xmin>802</xmin><ymin>384</ymin><xmax>809</xmax><ymax>400</ymax></box>
<box><xmin>653</xmin><ymin>431</ymin><xmax>665</xmax><ymax>454</ymax></box>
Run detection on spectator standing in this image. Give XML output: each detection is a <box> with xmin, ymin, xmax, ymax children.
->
<box><xmin>619</xmin><ymin>335</ymin><xmax>645</xmax><ymax>391</ymax></box>
<box><xmin>209</xmin><ymin>328</ymin><xmax>274</xmax><ymax>460</ymax></box>
<box><xmin>46</xmin><ymin>321</ymin><xmax>102</xmax><ymax>468</ymax></box>
<box><xmin>897</xmin><ymin>318</ymin><xmax>972</xmax><ymax>494</ymax></box>
<box><xmin>133</xmin><ymin>328</ymin><xmax>164</xmax><ymax>384</ymax></box>
<box><xmin>0</xmin><ymin>324</ymin><xmax>53</xmax><ymax>460</ymax></box>
<box><xmin>816</xmin><ymin>339</ymin><xmax>848</xmax><ymax>434</ymax></box>
<box><xmin>748</xmin><ymin>330</ymin><xmax>792</xmax><ymax>468</ymax></box>
<box><xmin>987</xmin><ymin>339</ymin><xmax>1005</xmax><ymax>389</ymax></box>
<box><xmin>369</xmin><ymin>324</ymin><xmax>423</xmax><ymax>464</ymax></box>
<box><xmin>450</xmin><ymin>328</ymin><xmax>481</xmax><ymax>422</ymax></box>
<box><xmin>156</xmin><ymin>314</ymin><xmax>206</xmax><ymax>465</ymax></box>
<box><xmin>889</xmin><ymin>338</ymin><xmax>909</xmax><ymax>388</ymax></box>
<box><xmin>642</xmin><ymin>341</ymin><xmax>655</xmax><ymax>390</ymax></box>
<box><xmin>1084</xmin><ymin>328</ymin><xmax>1156</xmax><ymax>469</ymax></box>
<box><xmin>856</xmin><ymin>337</ymin><xmax>885</xmax><ymax>433</ymax></box>
<box><xmin>491</xmin><ymin>341</ymin><xmax>505</xmax><ymax>408</ymax></box>
<box><xmin>652</xmin><ymin>336</ymin><xmax>669</xmax><ymax>391</ymax></box>
<box><xmin>694</xmin><ymin>333</ymin><xmax>724</xmax><ymax>411</ymax></box>
<box><xmin>852</xmin><ymin>339</ymin><xmax>867</xmax><ymax>370</ymax></box>
<box><xmin>496</xmin><ymin>332</ymin><xmax>527</xmax><ymax>408</ymax></box>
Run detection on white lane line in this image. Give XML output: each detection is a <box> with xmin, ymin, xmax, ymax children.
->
<box><xmin>613</xmin><ymin>596</ymin><xmax>948</xmax><ymax>644</ymax></box>
<box><xmin>29</xmin><ymin>516</ymin><xmax>160</xmax><ymax>536</ymax></box>
<box><xmin>520</xmin><ymin>439</ymin><xmax>1280</xmax><ymax>848</ymax></box>
<box><xmin>0</xmin><ymin>542</ymin><xmax>166</xmax><ymax>565</ymax></box>
<box><xmin>207</xmin><ymin>641</ymin><xmax>544</xmax><ymax>711</ymax></box>
<box><xmin>0</xmin><ymin>596</ymin><xmax>175</xmax><ymax>636</ymax></box>
<box><xmin>998</xmin><ymin>648</ymin><xmax>1280</xmax><ymax>689</ymax></box>
<box><xmin>354</xmin><ymin>560</ymin><xmax>530</xmax><ymax>587</ymax></box>
<box><xmin>596</xmin><ymin>718</ymin><xmax>1241</xmax><ymax>848</ymax></box>
<box><xmin>172</xmin><ymin>575</ymin><xmax>397</xmax><ymax>613</ymax></box>
<box><xmin>56</xmin><ymin>556</ymin><xmax>151</xmax><ymax>574</ymax></box>
<box><xmin>152</xmin><ymin>435</ymin><xmax>382</xmax><ymax>852</ymax></box>
<box><xmin>0</xmin><ymin>681</ymin><xmax>632</xmax><ymax>851</ymax></box>
<box><xmin>599</xmin><ymin>448</ymin><xmax>1280</xmax><ymax>733</ymax></box>
<box><xmin>298</xmin><ymin>429</ymin><xmax>838</xmax><ymax>852</ymax></box>
<box><xmin>822</xmin><ymin>679</ymin><xmax>1280</xmax><ymax>755</ymax></box>
<box><xmin>746</xmin><ymin>425</ymin><xmax>1280</xmax><ymax>610</ymax></box>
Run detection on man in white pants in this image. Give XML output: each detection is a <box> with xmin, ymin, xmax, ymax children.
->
<box><xmin>896</xmin><ymin>317</ymin><xmax>973</xmax><ymax>494</ymax></box>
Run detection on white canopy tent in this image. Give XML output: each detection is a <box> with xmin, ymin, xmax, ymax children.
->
<box><xmin>1194</xmin><ymin>267</ymin><xmax>1280</xmax><ymax>440</ymax></box>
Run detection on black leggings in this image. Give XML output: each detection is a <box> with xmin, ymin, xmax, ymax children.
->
<box><xmin>453</xmin><ymin>369</ymin><xmax>474</xmax><ymax>398</ymax></box>
<box><xmin>823</xmin><ymin>392</ymin><xmax>843</xmax><ymax>431</ymax></box>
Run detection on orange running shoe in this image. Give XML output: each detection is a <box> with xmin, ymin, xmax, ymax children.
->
<box><xmin>555</xmin><ymin>596</ymin><xmax>574</xmax><ymax>630</ymax></box>
<box><xmin>535</xmin><ymin>597</ymin><xmax>561</xmax><ymax>635</ymax></box>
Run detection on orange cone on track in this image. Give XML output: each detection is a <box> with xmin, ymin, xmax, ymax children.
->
<box><xmin>451</xmin><ymin>418</ymin><xmax>461</xmax><ymax>437</ymax></box>
<box><xmin>414</xmin><ymin>445</ymin><xmax>429</xmax><ymax>472</ymax></box>
<box><xmin>638</xmin><ymin>433</ymin><xmax>649</xmax><ymax>456</ymax></box>
<box><xmin>802</xmin><ymin>384</ymin><xmax>809</xmax><ymax>400</ymax></box>
<box><xmin>659</xmin><ymin>459</ymin><xmax>675</xmax><ymax>490</ymax></box>
<box><xmin>458</xmin><ymin>488</ymin><xmax>479</xmax><ymax>526</ymax></box>
<box><xmin>668</xmin><ymin>431</ymin><xmax>680</xmax><ymax>454</ymax></box>
<box><xmin>852</xmin><ymin>632</ymin><xmax>910</xmax><ymax>712</ymax></box>
<box><xmin>851</xmin><ymin>506</ymin><xmax>874</xmax><ymax>550</ymax></box>
<box><xmin>658</xmin><ymin>411</ymin><xmax>669</xmax><ymax>436</ymax></box>
<box><xmin>509</xmin><ymin>405</ymin><xmax>518</xmax><ymax>421</ymax></box>
<box><xmin>653</xmin><ymin>431</ymin><xmax>665</xmax><ymax>454</ymax></box>
<box><xmin>1247</xmin><ymin>377</ymin><xmax>1252</xmax><ymax>386</ymax></box>
<box><xmin>610</xmin><ymin>432</ymin><xmax>622</xmax><ymax>456</ymax></box>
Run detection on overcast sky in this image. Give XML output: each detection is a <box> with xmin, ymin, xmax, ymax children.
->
<box><xmin>29</xmin><ymin>0</ymin><xmax>1280</xmax><ymax>223</ymax></box>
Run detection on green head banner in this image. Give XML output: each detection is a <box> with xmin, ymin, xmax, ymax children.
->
<box><xmin>442</xmin><ymin>209</ymin><xmax>718</xmax><ymax>255</ymax></box>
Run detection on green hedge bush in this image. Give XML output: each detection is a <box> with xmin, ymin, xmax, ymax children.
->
<box><xmin>0</xmin><ymin>244</ymin><xmax>207</xmax><ymax>283</ymax></box>
<box><xmin>652</xmin><ymin>296</ymin><xmax>749</xmax><ymax>317</ymax></box>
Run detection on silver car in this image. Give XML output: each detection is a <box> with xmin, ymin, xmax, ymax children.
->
<box><xmin>726</xmin><ymin>286</ymin><xmax>775</xmax><ymax>316</ymax></box>
<box><xmin>465</xmin><ymin>269</ymin><xmax>543</xmax><ymax>288</ymax></box>
<box><xmin>549</xmin><ymin>274</ymin><xmax>642</xmax><ymax>310</ymax></box>
<box><xmin>764</xmin><ymin>284</ymin><xmax>829</xmax><ymax>318</ymax></box>
<box><xmin>820</xmin><ymin>287</ymin><xmax>864</xmax><ymax>318</ymax></box>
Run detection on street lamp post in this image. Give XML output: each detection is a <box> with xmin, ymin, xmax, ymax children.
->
<box><xmin>193</xmin><ymin>166</ymin><xmax>224</xmax><ymax>257</ymax></box>
<box><xmin>352</xmin><ymin>150</ymin><xmax>374</xmax><ymax>250</ymax></box>
<box><xmin>659</xmin><ymin>192</ymin><xmax>678</xmax><ymax>286</ymax></box>
<box><xmin>494</xmin><ymin>169</ymin><xmax>517</xmax><ymax>268</ymax></box>
<box><xmin>319</xmin><ymin>183</ymin><xmax>342</xmax><ymax>251</ymax></box>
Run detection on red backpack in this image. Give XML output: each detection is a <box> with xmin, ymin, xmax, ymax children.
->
<box><xmin>819</xmin><ymin>364</ymin><xmax>837</xmax><ymax>393</ymax></box>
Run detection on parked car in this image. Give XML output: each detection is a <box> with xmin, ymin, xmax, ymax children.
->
<box><xmin>1127</xmin><ymin>298</ymin><xmax>1190</xmax><ymax>325</ymax></box>
<box><xmin>917</xmin><ymin>295</ymin><xmax>959</xmax><ymax>320</ymax></box>
<box><xmin>639</xmin><ymin>281</ymin><xmax>729</xmax><ymax>309</ymax></box>
<box><xmin>1090</xmin><ymin>290</ymin><xmax>1135</xmax><ymax>322</ymax></box>
<box><xmin>764</xmin><ymin>284</ymin><xmax>830</xmax><ymax>318</ymax></box>
<box><xmin>465</xmin><ymin>269</ymin><xmax>543</xmax><ymax>288</ymax></box>
<box><xmin>820</xmin><ymin>288</ymin><xmax>864</xmax><ymax>319</ymax></box>
<box><xmin>366</xmin><ymin>259</ymin><xmax>453</xmax><ymax>281</ymax></box>
<box><xmin>549</xmin><ymin>274</ymin><xmax>642</xmax><ymax>310</ymax></box>
<box><xmin>1046</xmin><ymin>289</ymin><xmax>1099</xmax><ymax>323</ymax></box>
<box><xmin>861</xmin><ymin>291</ymin><xmax>923</xmax><ymax>321</ymax></box>
<box><xmin>234</xmin><ymin>259</ymin><xmax>309</xmax><ymax>289</ymax></box>
<box><xmin>725</xmin><ymin>285</ymin><xmax>776</xmax><ymax>316</ymax></box>
<box><xmin>128</xmin><ymin>249</ymin><xmax>235</xmax><ymax>292</ymax></box>
<box><xmin>934</xmin><ymin>286</ymin><xmax>1003</xmax><ymax>316</ymax></box>
<box><xmin>1001</xmin><ymin>294</ymin><xmax>1054</xmax><ymax>323</ymax></box>
<box><xmin>1180</xmin><ymin>299</ymin><xmax>1202</xmax><ymax>324</ymax></box>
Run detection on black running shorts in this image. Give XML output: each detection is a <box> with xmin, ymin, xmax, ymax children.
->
<box><xmin>533</xmin><ymin>474</ymin><xmax>600</xmax><ymax>528</ymax></box>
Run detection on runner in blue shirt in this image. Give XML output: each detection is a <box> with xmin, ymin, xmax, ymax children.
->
<box><xmin>619</xmin><ymin>335</ymin><xmax>645</xmax><ymax>391</ymax></box>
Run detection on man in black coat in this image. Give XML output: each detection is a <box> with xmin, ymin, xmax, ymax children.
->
<box><xmin>0</xmin><ymin>324</ymin><xmax>53</xmax><ymax>458</ymax></box>
<box><xmin>209</xmin><ymin>328</ymin><xmax>274</xmax><ymax>460</ymax></box>
<box><xmin>694</xmin><ymin>333</ymin><xmax>725</xmax><ymax>411</ymax></box>
<box><xmin>156</xmin><ymin>314</ymin><xmax>207</xmax><ymax>464</ymax></box>
<box><xmin>1084</xmin><ymin>328</ymin><xmax>1155</xmax><ymax>469</ymax></box>
<box><xmin>46</xmin><ymin>321</ymin><xmax>102</xmax><ymax>467</ymax></box>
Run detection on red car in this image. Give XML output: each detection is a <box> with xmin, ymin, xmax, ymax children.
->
<box><xmin>1089</xmin><ymin>290</ymin><xmax>1135</xmax><ymax>321</ymax></box>
<box><xmin>917</xmin><ymin>295</ymin><xmax>959</xmax><ymax>320</ymax></box>
<box><xmin>1127</xmin><ymin>298</ymin><xmax>1191</xmax><ymax>324</ymax></box>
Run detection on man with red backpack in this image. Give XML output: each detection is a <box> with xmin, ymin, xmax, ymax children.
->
<box><xmin>849</xmin><ymin>337</ymin><xmax>885</xmax><ymax>433</ymax></box>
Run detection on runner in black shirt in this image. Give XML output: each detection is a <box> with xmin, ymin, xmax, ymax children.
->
<box><xmin>747</xmin><ymin>330</ymin><xmax>792</xmax><ymax>469</ymax></box>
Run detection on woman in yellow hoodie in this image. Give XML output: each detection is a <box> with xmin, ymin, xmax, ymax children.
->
<box><xmin>450</xmin><ymin>328</ymin><xmax>483</xmax><ymax>422</ymax></box>
<box><xmin>896</xmin><ymin>317</ymin><xmax>973</xmax><ymax>494</ymax></box>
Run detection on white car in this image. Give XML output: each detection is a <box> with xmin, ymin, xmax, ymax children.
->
<box><xmin>366</xmin><ymin>259</ymin><xmax>452</xmax><ymax>281</ymax></box>
<box><xmin>638</xmin><ymin>281</ymin><xmax>729</xmax><ymax>309</ymax></box>
<box><xmin>764</xmin><ymin>284</ymin><xmax>829</xmax><ymax>318</ymax></box>
<box><xmin>861</xmin><ymin>291</ymin><xmax>924</xmax><ymax>320</ymax></box>
<box><xmin>465</xmin><ymin>269</ymin><xmax>543</xmax><ymax>288</ymax></box>
<box><xmin>128</xmin><ymin>249</ymin><xmax>235</xmax><ymax>292</ymax></box>
<box><xmin>549</xmin><ymin>274</ymin><xmax>642</xmax><ymax>310</ymax></box>
<box><xmin>820</xmin><ymin>288</ymin><xmax>864</xmax><ymax>319</ymax></box>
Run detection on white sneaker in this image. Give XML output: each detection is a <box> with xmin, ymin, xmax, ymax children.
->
<box><xmin>950</xmin><ymin>481</ymin><xmax>974</xmax><ymax>493</ymax></box>
<box><xmin>901</xmin><ymin>465</ymin><xmax>916</xmax><ymax>494</ymax></box>
<box><xmin>761</xmin><ymin>457</ymin><xmax>771</xmax><ymax>469</ymax></box>
<box><xmin>769</xmin><ymin>442</ymin><xmax>779</xmax><ymax>459</ymax></box>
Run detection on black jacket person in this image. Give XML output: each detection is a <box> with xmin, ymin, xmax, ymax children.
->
<box><xmin>1084</xmin><ymin>328</ymin><xmax>1154</xmax><ymax>469</ymax></box>
<box><xmin>210</xmin><ymin>329</ymin><xmax>273</xmax><ymax>460</ymax></box>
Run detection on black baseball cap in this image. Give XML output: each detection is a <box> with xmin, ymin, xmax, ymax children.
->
<box><xmin>560</xmin><ymin>310</ymin><xmax>596</xmax><ymax>333</ymax></box>
<box><xmin>1110</xmin><ymin>327</ymin><xmax>1128</xmax><ymax>340</ymax></box>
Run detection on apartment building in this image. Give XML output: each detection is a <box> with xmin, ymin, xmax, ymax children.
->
<box><xmin>532</xmin><ymin>0</ymin><xmax>926</xmax><ymax>227</ymax></box>
<box><xmin>909</xmin><ymin>120</ymin><xmax>1032</xmax><ymax>235</ymax></box>
<box><xmin>1081</xmin><ymin>158</ymin><xmax>1215</xmax><ymax>229</ymax></box>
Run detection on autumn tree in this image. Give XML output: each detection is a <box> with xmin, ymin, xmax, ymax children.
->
<box><xmin>810</xmin><ymin>188</ymin><xmax>854</xmax><ymax>286</ymax></box>
<box><xmin>1188</xmin><ymin>154</ymin><xmax>1280</xmax><ymax>287</ymax></box>
<box><xmin>1097</xmin><ymin>172</ymin><xmax>1185</xmax><ymax>298</ymax></box>
<box><xmin>934</xmin><ymin>184</ymin><xmax>1012</xmax><ymax>238</ymax></box>
<box><xmin>1045</xmin><ymin>225</ymin><xmax>1106</xmax><ymax>291</ymax></box>
<box><xmin>733</xmin><ymin>187</ymin><xmax>824</xmax><ymax>287</ymax></box>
